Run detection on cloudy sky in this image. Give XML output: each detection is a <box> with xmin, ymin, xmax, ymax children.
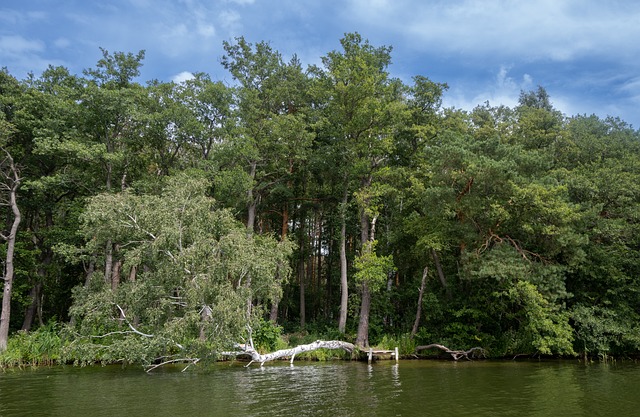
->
<box><xmin>2</xmin><ymin>0</ymin><xmax>639</xmax><ymax>128</ymax></box>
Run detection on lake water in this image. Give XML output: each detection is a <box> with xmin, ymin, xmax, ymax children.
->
<box><xmin>1</xmin><ymin>360</ymin><xmax>638</xmax><ymax>416</ymax></box>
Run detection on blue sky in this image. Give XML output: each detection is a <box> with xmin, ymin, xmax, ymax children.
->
<box><xmin>2</xmin><ymin>0</ymin><xmax>639</xmax><ymax>128</ymax></box>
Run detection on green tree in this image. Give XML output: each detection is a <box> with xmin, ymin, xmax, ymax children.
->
<box><xmin>315</xmin><ymin>33</ymin><xmax>402</xmax><ymax>344</ymax></box>
<box><xmin>67</xmin><ymin>172</ymin><xmax>293</xmax><ymax>363</ymax></box>
<box><xmin>220</xmin><ymin>37</ymin><xmax>314</xmax><ymax>234</ymax></box>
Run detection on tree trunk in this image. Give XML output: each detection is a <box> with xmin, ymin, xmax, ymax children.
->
<box><xmin>269</xmin><ymin>301</ymin><xmax>279</xmax><ymax>323</ymax></box>
<box><xmin>411</xmin><ymin>266</ymin><xmax>428</xmax><ymax>338</ymax></box>
<box><xmin>21</xmin><ymin>282</ymin><xmax>42</xmax><ymax>332</ymax></box>
<box><xmin>0</xmin><ymin>152</ymin><xmax>21</xmax><ymax>351</ymax></box>
<box><xmin>338</xmin><ymin>186</ymin><xmax>349</xmax><ymax>333</ymax></box>
<box><xmin>431</xmin><ymin>249</ymin><xmax>450</xmax><ymax>298</ymax></box>
<box><xmin>355</xmin><ymin>188</ymin><xmax>374</xmax><ymax>348</ymax></box>
<box><xmin>111</xmin><ymin>259</ymin><xmax>122</xmax><ymax>291</ymax></box>
<box><xmin>128</xmin><ymin>265</ymin><xmax>137</xmax><ymax>282</ymax></box>
<box><xmin>355</xmin><ymin>282</ymin><xmax>371</xmax><ymax>348</ymax></box>
<box><xmin>104</xmin><ymin>240</ymin><xmax>113</xmax><ymax>286</ymax></box>
<box><xmin>83</xmin><ymin>259</ymin><xmax>96</xmax><ymax>288</ymax></box>
<box><xmin>246</xmin><ymin>161</ymin><xmax>257</xmax><ymax>232</ymax></box>
<box><xmin>222</xmin><ymin>340</ymin><xmax>355</xmax><ymax>367</ymax></box>
<box><xmin>298</xmin><ymin>249</ymin><xmax>306</xmax><ymax>330</ymax></box>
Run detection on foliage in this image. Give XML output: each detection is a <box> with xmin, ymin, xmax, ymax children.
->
<box><xmin>253</xmin><ymin>318</ymin><xmax>285</xmax><ymax>353</ymax></box>
<box><xmin>65</xmin><ymin>172</ymin><xmax>293</xmax><ymax>364</ymax></box>
<box><xmin>354</xmin><ymin>241</ymin><xmax>395</xmax><ymax>291</ymax></box>
<box><xmin>378</xmin><ymin>333</ymin><xmax>416</xmax><ymax>356</ymax></box>
<box><xmin>1</xmin><ymin>35</ymin><xmax>640</xmax><ymax>364</ymax></box>
<box><xmin>0</xmin><ymin>322</ymin><xmax>62</xmax><ymax>367</ymax></box>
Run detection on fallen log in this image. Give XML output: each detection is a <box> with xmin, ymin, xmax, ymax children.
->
<box><xmin>415</xmin><ymin>344</ymin><xmax>485</xmax><ymax>361</ymax></box>
<box><xmin>222</xmin><ymin>340</ymin><xmax>356</xmax><ymax>367</ymax></box>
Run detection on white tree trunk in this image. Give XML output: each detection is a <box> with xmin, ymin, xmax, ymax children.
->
<box><xmin>0</xmin><ymin>151</ymin><xmax>21</xmax><ymax>351</ymax></box>
<box><xmin>223</xmin><ymin>340</ymin><xmax>355</xmax><ymax>366</ymax></box>
<box><xmin>338</xmin><ymin>186</ymin><xmax>349</xmax><ymax>333</ymax></box>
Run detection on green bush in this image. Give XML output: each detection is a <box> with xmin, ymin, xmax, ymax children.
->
<box><xmin>253</xmin><ymin>319</ymin><xmax>285</xmax><ymax>353</ymax></box>
<box><xmin>378</xmin><ymin>333</ymin><xmax>416</xmax><ymax>356</ymax></box>
<box><xmin>0</xmin><ymin>323</ymin><xmax>62</xmax><ymax>367</ymax></box>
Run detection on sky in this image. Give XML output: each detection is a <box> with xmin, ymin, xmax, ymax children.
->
<box><xmin>1</xmin><ymin>0</ymin><xmax>639</xmax><ymax>128</ymax></box>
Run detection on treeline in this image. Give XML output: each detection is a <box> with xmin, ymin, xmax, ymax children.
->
<box><xmin>1</xmin><ymin>33</ymin><xmax>639</xmax><ymax>364</ymax></box>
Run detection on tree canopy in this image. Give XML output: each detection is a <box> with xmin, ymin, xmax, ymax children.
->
<box><xmin>1</xmin><ymin>33</ymin><xmax>639</xmax><ymax>364</ymax></box>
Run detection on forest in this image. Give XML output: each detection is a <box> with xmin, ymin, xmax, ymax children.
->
<box><xmin>1</xmin><ymin>33</ymin><xmax>639</xmax><ymax>366</ymax></box>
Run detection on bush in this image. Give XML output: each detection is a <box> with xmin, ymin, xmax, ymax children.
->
<box><xmin>0</xmin><ymin>322</ymin><xmax>62</xmax><ymax>367</ymax></box>
<box><xmin>253</xmin><ymin>319</ymin><xmax>285</xmax><ymax>353</ymax></box>
<box><xmin>378</xmin><ymin>333</ymin><xmax>416</xmax><ymax>356</ymax></box>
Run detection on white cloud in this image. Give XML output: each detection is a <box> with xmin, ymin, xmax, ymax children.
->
<box><xmin>0</xmin><ymin>9</ymin><xmax>47</xmax><ymax>24</ymax></box>
<box><xmin>53</xmin><ymin>38</ymin><xmax>71</xmax><ymax>49</ymax></box>
<box><xmin>26</xmin><ymin>11</ymin><xmax>47</xmax><ymax>20</ymax></box>
<box><xmin>0</xmin><ymin>35</ymin><xmax>44</xmax><ymax>55</ymax></box>
<box><xmin>0</xmin><ymin>35</ymin><xmax>65</xmax><ymax>78</ymax></box>
<box><xmin>197</xmin><ymin>23</ymin><xmax>216</xmax><ymax>38</ymax></box>
<box><xmin>219</xmin><ymin>9</ymin><xmax>242</xmax><ymax>33</ymax></box>
<box><xmin>619</xmin><ymin>77</ymin><xmax>640</xmax><ymax>96</ymax></box>
<box><xmin>172</xmin><ymin>71</ymin><xmax>195</xmax><ymax>83</ymax></box>
<box><xmin>346</xmin><ymin>0</ymin><xmax>640</xmax><ymax>62</ymax></box>
<box><xmin>443</xmin><ymin>66</ymin><xmax>536</xmax><ymax>111</ymax></box>
<box><xmin>226</xmin><ymin>0</ymin><xmax>255</xmax><ymax>5</ymax></box>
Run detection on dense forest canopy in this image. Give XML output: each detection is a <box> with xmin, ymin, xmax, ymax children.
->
<box><xmin>1</xmin><ymin>33</ymin><xmax>639</xmax><ymax>364</ymax></box>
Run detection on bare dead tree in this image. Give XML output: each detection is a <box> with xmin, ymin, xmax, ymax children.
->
<box><xmin>222</xmin><ymin>340</ymin><xmax>356</xmax><ymax>367</ymax></box>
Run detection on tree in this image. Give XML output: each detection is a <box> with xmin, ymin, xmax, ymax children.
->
<box><xmin>0</xmin><ymin>145</ymin><xmax>22</xmax><ymax>351</ymax></box>
<box><xmin>220</xmin><ymin>37</ymin><xmax>313</xmax><ymax>233</ymax></box>
<box><xmin>67</xmin><ymin>172</ymin><xmax>293</xmax><ymax>363</ymax></box>
<box><xmin>80</xmin><ymin>48</ymin><xmax>147</xmax><ymax>191</ymax></box>
<box><xmin>315</xmin><ymin>33</ymin><xmax>402</xmax><ymax>344</ymax></box>
<box><xmin>0</xmin><ymin>70</ymin><xmax>24</xmax><ymax>350</ymax></box>
<box><xmin>220</xmin><ymin>38</ymin><xmax>314</xmax><ymax>327</ymax></box>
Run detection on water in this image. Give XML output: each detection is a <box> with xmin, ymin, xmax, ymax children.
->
<box><xmin>1</xmin><ymin>360</ymin><xmax>638</xmax><ymax>416</ymax></box>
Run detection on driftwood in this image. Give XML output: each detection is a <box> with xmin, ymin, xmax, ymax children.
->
<box><xmin>415</xmin><ymin>344</ymin><xmax>485</xmax><ymax>361</ymax></box>
<box><xmin>144</xmin><ymin>358</ymin><xmax>200</xmax><ymax>373</ymax></box>
<box><xmin>222</xmin><ymin>340</ymin><xmax>356</xmax><ymax>367</ymax></box>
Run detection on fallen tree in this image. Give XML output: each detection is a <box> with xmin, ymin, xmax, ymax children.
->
<box><xmin>222</xmin><ymin>340</ymin><xmax>356</xmax><ymax>367</ymax></box>
<box><xmin>415</xmin><ymin>344</ymin><xmax>485</xmax><ymax>361</ymax></box>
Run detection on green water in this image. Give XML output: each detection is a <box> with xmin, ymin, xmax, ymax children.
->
<box><xmin>1</xmin><ymin>360</ymin><xmax>638</xmax><ymax>416</ymax></box>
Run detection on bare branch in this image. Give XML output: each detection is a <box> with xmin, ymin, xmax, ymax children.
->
<box><xmin>415</xmin><ymin>344</ymin><xmax>485</xmax><ymax>361</ymax></box>
<box><xmin>144</xmin><ymin>358</ymin><xmax>200</xmax><ymax>373</ymax></box>
<box><xmin>114</xmin><ymin>304</ymin><xmax>154</xmax><ymax>338</ymax></box>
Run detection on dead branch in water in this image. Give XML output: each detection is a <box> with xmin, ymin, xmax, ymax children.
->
<box><xmin>415</xmin><ymin>344</ymin><xmax>485</xmax><ymax>361</ymax></box>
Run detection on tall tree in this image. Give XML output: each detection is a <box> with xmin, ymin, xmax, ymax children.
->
<box><xmin>79</xmin><ymin>49</ymin><xmax>147</xmax><ymax>289</ymax></box>
<box><xmin>220</xmin><ymin>38</ymin><xmax>314</xmax><ymax>326</ymax></box>
<box><xmin>0</xmin><ymin>147</ymin><xmax>21</xmax><ymax>351</ymax></box>
<box><xmin>316</xmin><ymin>33</ymin><xmax>402</xmax><ymax>344</ymax></box>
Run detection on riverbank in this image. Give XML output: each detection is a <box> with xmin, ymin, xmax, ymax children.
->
<box><xmin>3</xmin><ymin>325</ymin><xmax>631</xmax><ymax>371</ymax></box>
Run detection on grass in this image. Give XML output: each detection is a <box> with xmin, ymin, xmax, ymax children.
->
<box><xmin>0</xmin><ymin>323</ymin><xmax>62</xmax><ymax>368</ymax></box>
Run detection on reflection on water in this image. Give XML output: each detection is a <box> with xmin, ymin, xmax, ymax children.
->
<box><xmin>1</xmin><ymin>360</ymin><xmax>639</xmax><ymax>416</ymax></box>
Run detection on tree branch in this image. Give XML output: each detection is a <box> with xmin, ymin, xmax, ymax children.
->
<box><xmin>114</xmin><ymin>304</ymin><xmax>154</xmax><ymax>338</ymax></box>
<box><xmin>415</xmin><ymin>344</ymin><xmax>485</xmax><ymax>361</ymax></box>
<box><xmin>144</xmin><ymin>358</ymin><xmax>200</xmax><ymax>373</ymax></box>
